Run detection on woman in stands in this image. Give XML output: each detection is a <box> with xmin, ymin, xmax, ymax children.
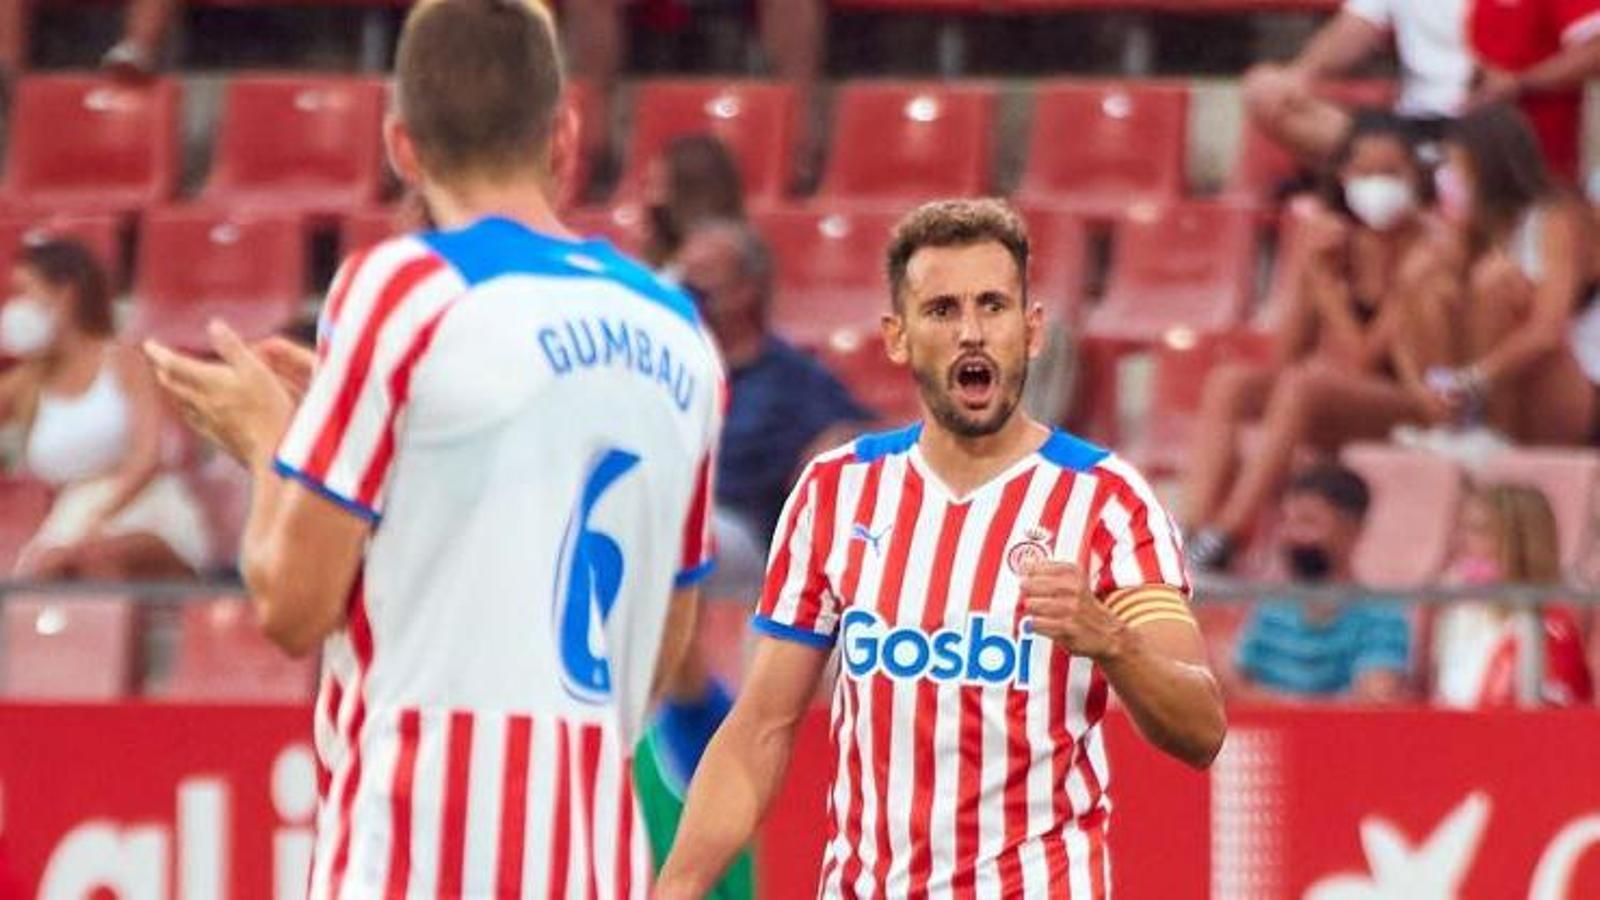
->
<box><xmin>0</xmin><ymin>239</ymin><xmax>208</xmax><ymax>579</ymax></box>
<box><xmin>642</xmin><ymin>133</ymin><xmax>746</xmax><ymax>268</ymax></box>
<box><xmin>1397</xmin><ymin>103</ymin><xmax>1600</xmax><ymax>446</ymax></box>
<box><xmin>1185</xmin><ymin>111</ymin><xmax>1438</xmax><ymax>570</ymax></box>
<box><xmin>1429</xmin><ymin>483</ymin><xmax>1592</xmax><ymax>707</ymax></box>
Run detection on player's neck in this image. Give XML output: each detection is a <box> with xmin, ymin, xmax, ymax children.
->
<box><xmin>917</xmin><ymin>413</ymin><xmax>1051</xmax><ymax>498</ymax></box>
<box><xmin>420</xmin><ymin>173</ymin><xmax>576</xmax><ymax>241</ymax></box>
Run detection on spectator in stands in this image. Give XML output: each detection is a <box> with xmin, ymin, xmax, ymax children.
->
<box><xmin>564</xmin><ymin>0</ymin><xmax>823</xmax><ymax>177</ymax></box>
<box><xmin>1185</xmin><ymin>113</ymin><xmax>1436</xmax><ymax>570</ymax></box>
<box><xmin>1244</xmin><ymin>0</ymin><xmax>1600</xmax><ymax>179</ymax></box>
<box><xmin>0</xmin><ymin>240</ymin><xmax>208</xmax><ymax>579</ymax></box>
<box><xmin>1430</xmin><ymin>482</ymin><xmax>1594</xmax><ymax>707</ymax></box>
<box><xmin>1397</xmin><ymin>104</ymin><xmax>1600</xmax><ymax>445</ymax></box>
<box><xmin>1229</xmin><ymin>463</ymin><xmax>1412</xmax><ymax>704</ymax></box>
<box><xmin>644</xmin><ymin>134</ymin><xmax>746</xmax><ymax>269</ymax></box>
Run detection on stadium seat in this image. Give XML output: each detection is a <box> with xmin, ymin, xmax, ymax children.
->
<box><xmin>340</xmin><ymin>205</ymin><xmax>403</xmax><ymax>256</ymax></box>
<box><xmin>1087</xmin><ymin>201</ymin><xmax>1256</xmax><ymax>344</ymax></box>
<box><xmin>0</xmin><ymin>76</ymin><xmax>179</xmax><ymax>218</ymax></box>
<box><xmin>0</xmin><ymin>477</ymin><xmax>52</xmax><ymax>573</ymax></box>
<box><xmin>614</xmin><ymin>80</ymin><xmax>798</xmax><ymax>206</ymax></box>
<box><xmin>815</xmin><ymin>81</ymin><xmax>996</xmax><ymax>206</ymax></box>
<box><xmin>0</xmin><ymin>213</ymin><xmax>121</xmax><ymax>284</ymax></box>
<box><xmin>1019</xmin><ymin>204</ymin><xmax>1089</xmax><ymax>324</ymax></box>
<box><xmin>565</xmin><ymin>204</ymin><xmax>647</xmax><ymax>256</ymax></box>
<box><xmin>815</xmin><ymin>331</ymin><xmax>920</xmax><ymax>425</ymax></box>
<box><xmin>1129</xmin><ymin>330</ymin><xmax>1275</xmax><ymax>475</ymax></box>
<box><xmin>2</xmin><ymin>595</ymin><xmax>136</xmax><ymax>700</ymax></box>
<box><xmin>1341</xmin><ymin>443</ymin><xmax>1464</xmax><ymax>588</ymax></box>
<box><xmin>162</xmin><ymin>597</ymin><xmax>316</xmax><ymax>702</ymax></box>
<box><xmin>1476</xmin><ymin>449</ymin><xmax>1600</xmax><ymax>573</ymax></box>
<box><xmin>131</xmin><ymin>207</ymin><xmax>306</xmax><ymax>351</ymax></box>
<box><xmin>1017</xmin><ymin>80</ymin><xmax>1188</xmax><ymax>221</ymax></box>
<box><xmin>756</xmin><ymin>207</ymin><xmax>901</xmax><ymax>347</ymax></box>
<box><xmin>197</xmin><ymin>75</ymin><xmax>387</xmax><ymax>222</ymax></box>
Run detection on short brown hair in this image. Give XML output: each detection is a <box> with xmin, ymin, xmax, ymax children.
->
<box><xmin>885</xmin><ymin>198</ymin><xmax>1029</xmax><ymax>309</ymax></box>
<box><xmin>395</xmin><ymin>0</ymin><xmax>564</xmax><ymax>182</ymax></box>
<box><xmin>20</xmin><ymin>239</ymin><xmax>112</xmax><ymax>337</ymax></box>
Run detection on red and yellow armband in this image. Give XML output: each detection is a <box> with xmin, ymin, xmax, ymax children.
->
<box><xmin>1104</xmin><ymin>586</ymin><xmax>1195</xmax><ymax>629</ymax></box>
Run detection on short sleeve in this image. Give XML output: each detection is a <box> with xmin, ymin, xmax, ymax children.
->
<box><xmin>274</xmin><ymin>244</ymin><xmax>457</xmax><ymax>522</ymax></box>
<box><xmin>1352</xmin><ymin>605</ymin><xmax>1412</xmax><ymax>676</ymax></box>
<box><xmin>1090</xmin><ymin>458</ymin><xmax>1193</xmax><ymax>628</ymax></box>
<box><xmin>1558</xmin><ymin>0</ymin><xmax>1600</xmax><ymax>45</ymax></box>
<box><xmin>751</xmin><ymin>461</ymin><xmax>839</xmax><ymax>648</ymax></box>
<box><xmin>1343</xmin><ymin>0</ymin><xmax>1392</xmax><ymax>28</ymax></box>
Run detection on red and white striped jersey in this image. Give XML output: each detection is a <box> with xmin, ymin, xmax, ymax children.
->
<box><xmin>278</xmin><ymin>216</ymin><xmax>723</xmax><ymax>899</ymax></box>
<box><xmin>754</xmin><ymin>424</ymin><xmax>1190</xmax><ymax>899</ymax></box>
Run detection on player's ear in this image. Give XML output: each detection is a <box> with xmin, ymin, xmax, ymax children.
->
<box><xmin>1025</xmin><ymin>299</ymin><xmax>1046</xmax><ymax>360</ymax></box>
<box><xmin>882</xmin><ymin>305</ymin><xmax>909</xmax><ymax>366</ymax></box>
<box><xmin>384</xmin><ymin>115</ymin><xmax>424</xmax><ymax>188</ymax></box>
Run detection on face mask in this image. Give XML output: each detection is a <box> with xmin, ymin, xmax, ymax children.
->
<box><xmin>1434</xmin><ymin>163</ymin><xmax>1474</xmax><ymax>224</ymax></box>
<box><xmin>0</xmin><ymin>297</ymin><xmax>56</xmax><ymax>357</ymax></box>
<box><xmin>1452</xmin><ymin>554</ymin><xmax>1504</xmax><ymax>586</ymax></box>
<box><xmin>1285</xmin><ymin>542</ymin><xmax>1334</xmax><ymax>582</ymax></box>
<box><xmin>1344</xmin><ymin>175</ymin><xmax>1416</xmax><ymax>231</ymax></box>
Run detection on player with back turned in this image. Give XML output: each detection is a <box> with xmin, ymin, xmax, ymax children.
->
<box><xmin>657</xmin><ymin>199</ymin><xmax>1227</xmax><ymax>899</ymax></box>
<box><xmin>144</xmin><ymin>0</ymin><xmax>723</xmax><ymax>896</ymax></box>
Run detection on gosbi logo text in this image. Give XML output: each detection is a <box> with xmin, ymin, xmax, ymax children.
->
<box><xmin>840</xmin><ymin>609</ymin><xmax>1037</xmax><ymax>688</ymax></box>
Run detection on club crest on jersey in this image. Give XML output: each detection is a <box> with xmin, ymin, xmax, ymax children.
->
<box><xmin>1006</xmin><ymin>526</ymin><xmax>1054</xmax><ymax>574</ymax></box>
<box><xmin>839</xmin><ymin>609</ymin><xmax>1036</xmax><ymax>688</ymax></box>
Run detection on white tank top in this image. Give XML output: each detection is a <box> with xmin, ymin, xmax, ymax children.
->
<box><xmin>25</xmin><ymin>354</ymin><xmax>132</xmax><ymax>485</ymax></box>
<box><xmin>1512</xmin><ymin>207</ymin><xmax>1600</xmax><ymax>385</ymax></box>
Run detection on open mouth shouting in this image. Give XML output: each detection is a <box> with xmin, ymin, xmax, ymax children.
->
<box><xmin>950</xmin><ymin>354</ymin><xmax>999</xmax><ymax>410</ymax></box>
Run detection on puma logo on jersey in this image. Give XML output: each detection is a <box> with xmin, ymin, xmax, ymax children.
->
<box><xmin>850</xmin><ymin>523</ymin><xmax>891</xmax><ymax>556</ymax></box>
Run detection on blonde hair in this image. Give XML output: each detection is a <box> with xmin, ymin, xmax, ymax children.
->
<box><xmin>1466</xmin><ymin>482</ymin><xmax>1563</xmax><ymax>583</ymax></box>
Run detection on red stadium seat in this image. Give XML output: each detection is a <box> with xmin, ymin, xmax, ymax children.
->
<box><xmin>1129</xmin><ymin>330</ymin><xmax>1275</xmax><ymax>475</ymax></box>
<box><xmin>340</xmin><ymin>204</ymin><xmax>404</xmax><ymax>256</ymax></box>
<box><xmin>564</xmin><ymin>204</ymin><xmax>647</xmax><ymax>257</ymax></box>
<box><xmin>757</xmin><ymin>207</ymin><xmax>901</xmax><ymax>347</ymax></box>
<box><xmin>163</xmin><ymin>597</ymin><xmax>316</xmax><ymax>702</ymax></box>
<box><xmin>1476</xmin><ymin>449</ymin><xmax>1600</xmax><ymax>573</ymax></box>
<box><xmin>815</xmin><ymin>331</ymin><xmax>919</xmax><ymax>425</ymax></box>
<box><xmin>815</xmin><ymin>81</ymin><xmax>996</xmax><ymax>206</ymax></box>
<box><xmin>0</xmin><ymin>477</ymin><xmax>52</xmax><ymax>573</ymax></box>
<box><xmin>0</xmin><ymin>76</ymin><xmax>179</xmax><ymax>218</ymax></box>
<box><xmin>131</xmin><ymin>207</ymin><xmax>306</xmax><ymax>350</ymax></box>
<box><xmin>1341</xmin><ymin>443</ymin><xmax>1464</xmax><ymax>588</ymax></box>
<box><xmin>1017</xmin><ymin>80</ymin><xmax>1188</xmax><ymax>220</ymax></box>
<box><xmin>0</xmin><ymin>213</ymin><xmax>121</xmax><ymax>284</ymax></box>
<box><xmin>614</xmin><ymin>80</ymin><xmax>798</xmax><ymax>206</ymax></box>
<box><xmin>1088</xmin><ymin>201</ymin><xmax>1256</xmax><ymax>343</ymax></box>
<box><xmin>1020</xmin><ymin>205</ymin><xmax>1090</xmax><ymax>324</ymax></box>
<box><xmin>2</xmin><ymin>595</ymin><xmax>136</xmax><ymax>700</ymax></box>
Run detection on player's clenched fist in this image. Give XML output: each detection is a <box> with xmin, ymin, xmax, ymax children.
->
<box><xmin>1020</xmin><ymin>559</ymin><xmax>1128</xmax><ymax>661</ymax></box>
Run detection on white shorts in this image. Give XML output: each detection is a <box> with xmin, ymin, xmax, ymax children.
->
<box><xmin>22</xmin><ymin>472</ymin><xmax>213</xmax><ymax>572</ymax></box>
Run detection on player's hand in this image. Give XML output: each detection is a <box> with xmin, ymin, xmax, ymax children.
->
<box><xmin>143</xmin><ymin>320</ymin><xmax>295</xmax><ymax>469</ymax></box>
<box><xmin>1020</xmin><ymin>559</ymin><xmax>1128</xmax><ymax>662</ymax></box>
<box><xmin>252</xmin><ymin>335</ymin><xmax>317</xmax><ymax>404</ymax></box>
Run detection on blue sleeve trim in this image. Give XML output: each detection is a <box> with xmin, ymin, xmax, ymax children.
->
<box><xmin>750</xmin><ymin>615</ymin><xmax>836</xmax><ymax>649</ymax></box>
<box><xmin>674</xmin><ymin>558</ymin><xmax>717</xmax><ymax>588</ymax></box>
<box><xmin>272</xmin><ymin>459</ymin><xmax>382</xmax><ymax>524</ymax></box>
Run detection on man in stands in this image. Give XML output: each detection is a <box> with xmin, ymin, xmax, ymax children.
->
<box><xmin>1245</xmin><ymin>0</ymin><xmax>1600</xmax><ymax>178</ymax></box>
<box><xmin>1228</xmin><ymin>463</ymin><xmax>1412</xmax><ymax>704</ymax></box>
<box><xmin>146</xmin><ymin>0</ymin><xmax>723</xmax><ymax>895</ymax></box>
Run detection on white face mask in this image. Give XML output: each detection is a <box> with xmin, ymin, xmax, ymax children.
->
<box><xmin>0</xmin><ymin>297</ymin><xmax>57</xmax><ymax>357</ymax></box>
<box><xmin>1343</xmin><ymin>174</ymin><xmax>1417</xmax><ymax>231</ymax></box>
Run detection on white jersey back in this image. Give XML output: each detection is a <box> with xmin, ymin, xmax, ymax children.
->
<box><xmin>275</xmin><ymin>216</ymin><xmax>722</xmax><ymax>899</ymax></box>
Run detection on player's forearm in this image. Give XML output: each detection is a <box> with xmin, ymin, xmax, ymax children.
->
<box><xmin>1099</xmin><ymin>628</ymin><xmax>1227</xmax><ymax>769</ymax></box>
<box><xmin>657</xmin><ymin>708</ymin><xmax>799</xmax><ymax>898</ymax></box>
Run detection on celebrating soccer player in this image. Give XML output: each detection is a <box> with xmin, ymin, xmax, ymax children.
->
<box><xmin>144</xmin><ymin>0</ymin><xmax>724</xmax><ymax>896</ymax></box>
<box><xmin>658</xmin><ymin>199</ymin><xmax>1226</xmax><ymax>899</ymax></box>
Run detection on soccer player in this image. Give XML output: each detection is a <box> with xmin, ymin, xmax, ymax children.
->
<box><xmin>143</xmin><ymin>0</ymin><xmax>722</xmax><ymax>896</ymax></box>
<box><xmin>657</xmin><ymin>199</ymin><xmax>1227</xmax><ymax>899</ymax></box>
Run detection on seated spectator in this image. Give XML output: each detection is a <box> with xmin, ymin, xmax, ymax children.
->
<box><xmin>1429</xmin><ymin>482</ymin><xmax>1593</xmax><ymax>707</ymax></box>
<box><xmin>1229</xmin><ymin>463</ymin><xmax>1412</xmax><ymax>704</ymax></box>
<box><xmin>1185</xmin><ymin>113</ymin><xmax>1436</xmax><ymax>570</ymax></box>
<box><xmin>0</xmin><ymin>239</ymin><xmax>208</xmax><ymax>579</ymax></box>
<box><xmin>644</xmin><ymin>134</ymin><xmax>746</xmax><ymax>269</ymax></box>
<box><xmin>1398</xmin><ymin>104</ymin><xmax>1600</xmax><ymax>445</ymax></box>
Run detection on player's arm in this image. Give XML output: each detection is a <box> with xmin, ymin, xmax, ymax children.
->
<box><xmin>1024</xmin><ymin>567</ymin><xmax>1226</xmax><ymax>770</ymax></box>
<box><xmin>656</xmin><ymin>636</ymin><xmax>831</xmax><ymax>899</ymax></box>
